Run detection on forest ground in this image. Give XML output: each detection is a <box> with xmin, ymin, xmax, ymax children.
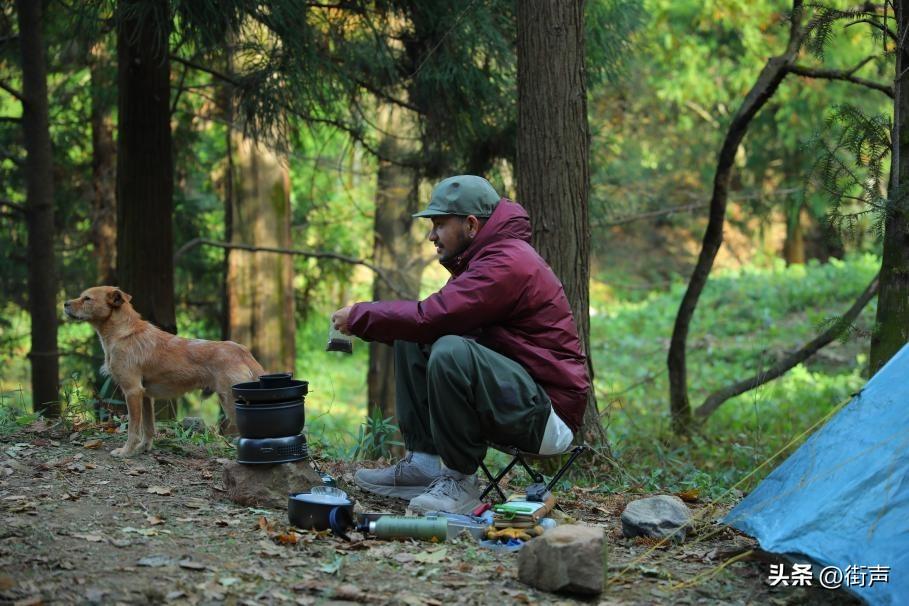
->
<box><xmin>0</xmin><ymin>422</ymin><xmax>859</xmax><ymax>606</ymax></box>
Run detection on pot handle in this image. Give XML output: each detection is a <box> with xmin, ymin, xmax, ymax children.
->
<box><xmin>329</xmin><ymin>506</ymin><xmax>353</xmax><ymax>541</ymax></box>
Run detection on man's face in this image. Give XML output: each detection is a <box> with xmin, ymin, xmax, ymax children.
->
<box><xmin>428</xmin><ymin>215</ymin><xmax>471</xmax><ymax>263</ymax></box>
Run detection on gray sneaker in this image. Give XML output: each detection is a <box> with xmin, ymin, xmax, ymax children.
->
<box><xmin>353</xmin><ymin>453</ymin><xmax>441</xmax><ymax>499</ymax></box>
<box><xmin>408</xmin><ymin>470</ymin><xmax>482</xmax><ymax>515</ymax></box>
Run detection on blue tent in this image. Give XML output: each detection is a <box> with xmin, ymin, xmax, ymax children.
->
<box><xmin>725</xmin><ymin>344</ymin><xmax>909</xmax><ymax>605</ymax></box>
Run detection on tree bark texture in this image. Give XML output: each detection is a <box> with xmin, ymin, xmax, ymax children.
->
<box><xmin>116</xmin><ymin>0</ymin><xmax>175</xmax><ymax>334</ymax></box>
<box><xmin>227</xmin><ymin>135</ymin><xmax>295</xmax><ymax>374</ymax></box>
<box><xmin>368</xmin><ymin>107</ymin><xmax>424</xmax><ymax>422</ymax></box>
<box><xmin>667</xmin><ymin>0</ymin><xmax>804</xmax><ymax>432</ymax></box>
<box><xmin>516</xmin><ymin>0</ymin><xmax>604</xmax><ymax>446</ymax></box>
<box><xmin>871</xmin><ymin>0</ymin><xmax>909</xmax><ymax>373</ymax></box>
<box><xmin>17</xmin><ymin>0</ymin><xmax>60</xmax><ymax>416</ymax></box>
<box><xmin>90</xmin><ymin>41</ymin><xmax>117</xmax><ymax>286</ymax></box>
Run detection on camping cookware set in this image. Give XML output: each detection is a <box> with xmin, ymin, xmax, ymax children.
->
<box><xmin>232</xmin><ymin>372</ymin><xmax>309</xmax><ymax>464</ymax></box>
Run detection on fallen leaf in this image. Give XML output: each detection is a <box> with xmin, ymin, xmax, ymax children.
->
<box><xmin>71</xmin><ymin>533</ymin><xmax>106</xmax><ymax>543</ymax></box>
<box><xmin>165</xmin><ymin>591</ymin><xmax>186</xmax><ymax>600</ymax></box>
<box><xmin>393</xmin><ymin>553</ymin><xmax>415</xmax><ymax>564</ymax></box>
<box><xmin>0</xmin><ymin>574</ymin><xmax>14</xmax><ymax>590</ymax></box>
<box><xmin>83</xmin><ymin>439</ymin><xmax>103</xmax><ymax>450</ymax></box>
<box><xmin>276</xmin><ymin>531</ymin><xmax>299</xmax><ymax>545</ymax></box>
<box><xmin>121</xmin><ymin>526</ymin><xmax>170</xmax><ymax>537</ymax></box>
<box><xmin>413</xmin><ymin>548</ymin><xmax>447</xmax><ymax>564</ymax></box>
<box><xmin>184</xmin><ymin>498</ymin><xmax>210</xmax><ymax>510</ymax></box>
<box><xmin>178</xmin><ymin>559</ymin><xmax>207</xmax><ymax>571</ymax></box>
<box><xmin>219</xmin><ymin>577</ymin><xmax>240</xmax><ymax>587</ymax></box>
<box><xmin>137</xmin><ymin>555</ymin><xmax>173</xmax><ymax>568</ymax></box>
<box><xmin>676</xmin><ymin>488</ymin><xmax>700</xmax><ymax>503</ymax></box>
<box><xmin>146</xmin><ymin>515</ymin><xmax>165</xmax><ymax>526</ymax></box>
<box><xmin>147</xmin><ymin>486</ymin><xmax>172</xmax><ymax>496</ymax></box>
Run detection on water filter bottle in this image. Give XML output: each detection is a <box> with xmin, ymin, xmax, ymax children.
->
<box><xmin>367</xmin><ymin>516</ymin><xmax>448</xmax><ymax>542</ymax></box>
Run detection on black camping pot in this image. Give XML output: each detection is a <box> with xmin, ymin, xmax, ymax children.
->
<box><xmin>236</xmin><ymin>434</ymin><xmax>308</xmax><ymax>465</ymax></box>
<box><xmin>232</xmin><ymin>379</ymin><xmax>309</xmax><ymax>404</ymax></box>
<box><xmin>288</xmin><ymin>491</ymin><xmax>354</xmax><ymax>536</ymax></box>
<box><xmin>235</xmin><ymin>400</ymin><xmax>305</xmax><ymax>439</ymax></box>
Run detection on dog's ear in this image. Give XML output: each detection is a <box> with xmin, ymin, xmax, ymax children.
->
<box><xmin>108</xmin><ymin>288</ymin><xmax>131</xmax><ymax>308</ymax></box>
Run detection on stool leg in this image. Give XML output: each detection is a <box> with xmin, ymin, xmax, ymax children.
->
<box><xmin>479</xmin><ymin>457</ymin><xmax>518</xmax><ymax>502</ymax></box>
<box><xmin>545</xmin><ymin>445</ymin><xmax>587</xmax><ymax>492</ymax></box>
<box><xmin>515</xmin><ymin>453</ymin><xmax>545</xmax><ymax>484</ymax></box>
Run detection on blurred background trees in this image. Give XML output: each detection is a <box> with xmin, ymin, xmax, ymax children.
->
<box><xmin>0</xmin><ymin>0</ymin><xmax>905</xmax><ymax>487</ymax></box>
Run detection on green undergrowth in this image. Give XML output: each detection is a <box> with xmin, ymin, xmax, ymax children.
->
<box><xmin>593</xmin><ymin>253</ymin><xmax>878</xmax><ymax>501</ymax></box>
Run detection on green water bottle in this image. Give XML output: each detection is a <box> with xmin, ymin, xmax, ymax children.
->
<box><xmin>368</xmin><ymin>516</ymin><xmax>448</xmax><ymax>542</ymax></box>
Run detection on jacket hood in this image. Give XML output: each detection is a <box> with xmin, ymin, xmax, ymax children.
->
<box><xmin>442</xmin><ymin>198</ymin><xmax>531</xmax><ymax>274</ymax></box>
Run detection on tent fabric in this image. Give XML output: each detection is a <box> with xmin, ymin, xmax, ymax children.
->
<box><xmin>725</xmin><ymin>344</ymin><xmax>909</xmax><ymax>605</ymax></box>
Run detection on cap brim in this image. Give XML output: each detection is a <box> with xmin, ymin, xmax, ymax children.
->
<box><xmin>412</xmin><ymin>209</ymin><xmax>454</xmax><ymax>218</ymax></box>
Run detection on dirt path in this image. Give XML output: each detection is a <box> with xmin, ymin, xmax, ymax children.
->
<box><xmin>0</xmin><ymin>423</ymin><xmax>858</xmax><ymax>605</ymax></box>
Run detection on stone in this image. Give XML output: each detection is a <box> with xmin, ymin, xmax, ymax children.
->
<box><xmin>222</xmin><ymin>459</ymin><xmax>322</xmax><ymax>509</ymax></box>
<box><xmin>517</xmin><ymin>524</ymin><xmax>606</xmax><ymax>595</ymax></box>
<box><xmin>180</xmin><ymin>417</ymin><xmax>206</xmax><ymax>435</ymax></box>
<box><xmin>620</xmin><ymin>495</ymin><xmax>692</xmax><ymax>541</ymax></box>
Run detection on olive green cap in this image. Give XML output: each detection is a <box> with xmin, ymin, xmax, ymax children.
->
<box><xmin>413</xmin><ymin>175</ymin><xmax>501</xmax><ymax>218</ymax></box>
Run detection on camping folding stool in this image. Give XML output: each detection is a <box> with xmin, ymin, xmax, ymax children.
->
<box><xmin>478</xmin><ymin>443</ymin><xmax>588</xmax><ymax>502</ymax></box>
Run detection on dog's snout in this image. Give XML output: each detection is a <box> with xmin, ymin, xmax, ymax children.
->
<box><xmin>63</xmin><ymin>300</ymin><xmax>71</xmax><ymax>309</ymax></box>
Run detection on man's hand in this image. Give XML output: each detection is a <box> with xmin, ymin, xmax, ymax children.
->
<box><xmin>331</xmin><ymin>305</ymin><xmax>353</xmax><ymax>335</ymax></box>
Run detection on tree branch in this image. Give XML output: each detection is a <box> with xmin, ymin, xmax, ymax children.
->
<box><xmin>0</xmin><ymin>199</ymin><xmax>28</xmax><ymax>215</ymax></box>
<box><xmin>695</xmin><ymin>273</ymin><xmax>879</xmax><ymax>419</ymax></box>
<box><xmin>789</xmin><ymin>57</ymin><xmax>893</xmax><ymax>97</ymax></box>
<box><xmin>174</xmin><ymin>238</ymin><xmax>411</xmax><ymax>298</ymax></box>
<box><xmin>0</xmin><ymin>80</ymin><xmax>24</xmax><ymax>102</ymax></box>
<box><xmin>169</xmin><ymin>54</ymin><xmax>422</xmax><ymax>169</ymax></box>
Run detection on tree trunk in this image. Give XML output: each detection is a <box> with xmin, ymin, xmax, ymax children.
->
<box><xmin>90</xmin><ymin>41</ymin><xmax>117</xmax><ymax>285</ymax></box>
<box><xmin>871</xmin><ymin>0</ymin><xmax>909</xmax><ymax>373</ymax></box>
<box><xmin>368</xmin><ymin>107</ymin><xmax>424</xmax><ymax>422</ymax></box>
<box><xmin>17</xmin><ymin>0</ymin><xmax>59</xmax><ymax>416</ymax></box>
<box><xmin>515</xmin><ymin>0</ymin><xmax>604</xmax><ymax>446</ymax></box>
<box><xmin>782</xmin><ymin>207</ymin><xmax>805</xmax><ymax>266</ymax></box>
<box><xmin>227</xmin><ymin>135</ymin><xmax>295</xmax><ymax>374</ymax></box>
<box><xmin>116</xmin><ymin>0</ymin><xmax>175</xmax><ymax>419</ymax></box>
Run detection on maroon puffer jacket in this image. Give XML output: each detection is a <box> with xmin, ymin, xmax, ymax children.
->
<box><xmin>347</xmin><ymin>199</ymin><xmax>590</xmax><ymax>431</ymax></box>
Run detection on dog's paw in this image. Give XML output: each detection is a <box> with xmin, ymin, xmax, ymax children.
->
<box><xmin>111</xmin><ymin>446</ymin><xmax>136</xmax><ymax>457</ymax></box>
<box><xmin>137</xmin><ymin>440</ymin><xmax>154</xmax><ymax>453</ymax></box>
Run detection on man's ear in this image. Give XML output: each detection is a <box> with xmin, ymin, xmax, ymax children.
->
<box><xmin>108</xmin><ymin>288</ymin><xmax>131</xmax><ymax>308</ymax></box>
<box><xmin>465</xmin><ymin>215</ymin><xmax>481</xmax><ymax>238</ymax></box>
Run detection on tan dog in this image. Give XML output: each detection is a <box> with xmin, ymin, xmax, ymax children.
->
<box><xmin>64</xmin><ymin>286</ymin><xmax>265</xmax><ymax>457</ymax></box>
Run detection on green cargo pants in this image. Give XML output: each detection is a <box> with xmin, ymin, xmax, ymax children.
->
<box><xmin>394</xmin><ymin>335</ymin><xmax>551</xmax><ymax>474</ymax></box>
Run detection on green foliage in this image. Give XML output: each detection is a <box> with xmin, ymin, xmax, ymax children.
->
<box><xmin>346</xmin><ymin>407</ymin><xmax>404</xmax><ymax>461</ymax></box>
<box><xmin>594</xmin><ymin>254</ymin><xmax>878</xmax><ymax>495</ymax></box>
<box><xmin>807</xmin><ymin>103</ymin><xmax>892</xmax><ymax>240</ymax></box>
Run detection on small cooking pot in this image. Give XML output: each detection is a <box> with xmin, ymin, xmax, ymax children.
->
<box><xmin>235</xmin><ymin>400</ymin><xmax>304</xmax><ymax>439</ymax></box>
<box><xmin>288</xmin><ymin>490</ymin><xmax>354</xmax><ymax>536</ymax></box>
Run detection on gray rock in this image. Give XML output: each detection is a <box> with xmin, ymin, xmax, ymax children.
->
<box><xmin>518</xmin><ymin>524</ymin><xmax>606</xmax><ymax>595</ymax></box>
<box><xmin>620</xmin><ymin>495</ymin><xmax>692</xmax><ymax>540</ymax></box>
<box><xmin>180</xmin><ymin>417</ymin><xmax>206</xmax><ymax>435</ymax></box>
<box><xmin>222</xmin><ymin>459</ymin><xmax>322</xmax><ymax>509</ymax></box>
